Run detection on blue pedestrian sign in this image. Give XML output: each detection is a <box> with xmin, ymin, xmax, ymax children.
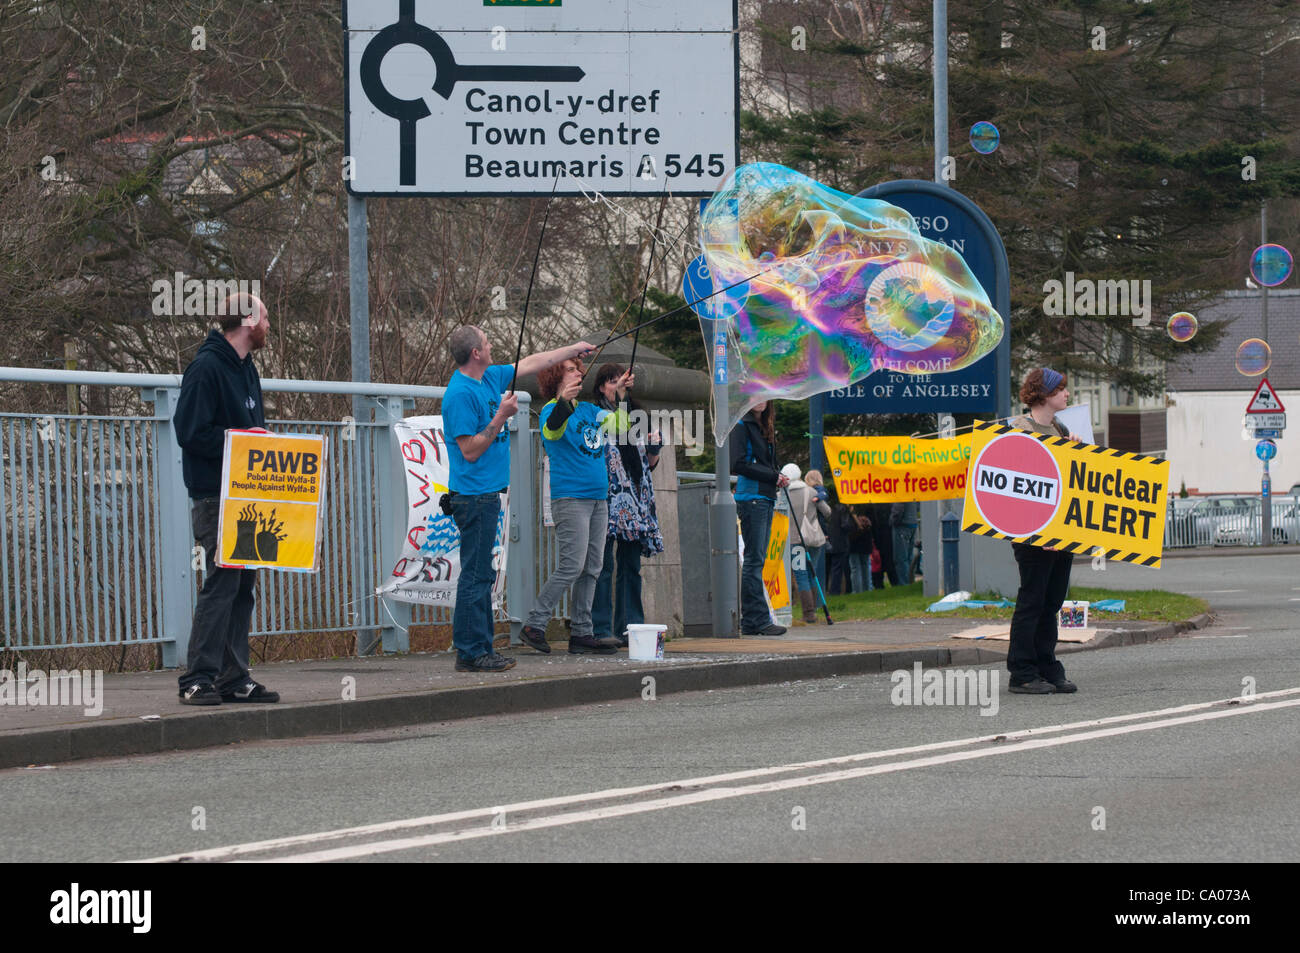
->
<box><xmin>1256</xmin><ymin>439</ymin><xmax>1277</xmax><ymax>462</ymax></box>
<box><xmin>683</xmin><ymin>254</ymin><xmax>747</xmax><ymax>323</ymax></box>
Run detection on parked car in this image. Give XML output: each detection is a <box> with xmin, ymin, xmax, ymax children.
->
<box><xmin>1214</xmin><ymin>501</ymin><xmax>1300</xmax><ymax>546</ymax></box>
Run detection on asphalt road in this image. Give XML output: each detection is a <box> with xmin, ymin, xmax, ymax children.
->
<box><xmin>2</xmin><ymin>552</ymin><xmax>1297</xmax><ymax>864</ymax></box>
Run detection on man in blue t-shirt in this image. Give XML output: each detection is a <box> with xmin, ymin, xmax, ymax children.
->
<box><xmin>442</xmin><ymin>325</ymin><xmax>593</xmax><ymax>672</ymax></box>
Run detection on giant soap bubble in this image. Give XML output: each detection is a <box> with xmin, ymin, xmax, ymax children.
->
<box><xmin>698</xmin><ymin>163</ymin><xmax>1004</xmax><ymax>441</ymax></box>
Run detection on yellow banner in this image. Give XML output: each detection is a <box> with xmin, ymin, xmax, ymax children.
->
<box><xmin>763</xmin><ymin>511</ymin><xmax>790</xmax><ymax>610</ymax></box>
<box><xmin>219</xmin><ymin>431</ymin><xmax>327</xmax><ymax>570</ymax></box>
<box><xmin>960</xmin><ymin>421</ymin><xmax>1169</xmax><ymax>567</ymax></box>
<box><xmin>824</xmin><ymin>435</ymin><xmax>972</xmax><ymax>502</ymax></box>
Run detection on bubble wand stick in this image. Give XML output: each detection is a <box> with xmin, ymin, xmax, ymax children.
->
<box><xmin>509</xmin><ymin>173</ymin><xmax>560</xmax><ymax>393</ymax></box>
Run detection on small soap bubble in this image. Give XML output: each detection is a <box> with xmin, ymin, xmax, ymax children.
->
<box><xmin>1235</xmin><ymin>338</ymin><xmax>1271</xmax><ymax>377</ymax></box>
<box><xmin>969</xmin><ymin>121</ymin><xmax>1000</xmax><ymax>154</ymax></box>
<box><xmin>1250</xmin><ymin>244</ymin><xmax>1293</xmax><ymax>287</ymax></box>
<box><xmin>1166</xmin><ymin>312</ymin><xmax>1197</xmax><ymax>342</ymax></box>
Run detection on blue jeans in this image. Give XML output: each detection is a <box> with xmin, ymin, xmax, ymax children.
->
<box><xmin>893</xmin><ymin>525</ymin><xmax>917</xmax><ymax>585</ymax></box>
<box><xmin>737</xmin><ymin>498</ymin><xmax>774</xmax><ymax>632</ymax></box>
<box><xmin>792</xmin><ymin>544</ymin><xmax>824</xmax><ymax>594</ymax></box>
<box><xmin>450</xmin><ymin>493</ymin><xmax>501</xmax><ymax>662</ymax></box>
<box><xmin>592</xmin><ymin>536</ymin><xmax>644</xmax><ymax>639</ymax></box>
<box><xmin>849</xmin><ymin>553</ymin><xmax>873</xmax><ymax>592</ymax></box>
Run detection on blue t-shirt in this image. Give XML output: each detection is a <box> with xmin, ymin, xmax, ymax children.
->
<box><xmin>443</xmin><ymin>363</ymin><xmax>514</xmax><ymax>495</ymax></box>
<box><xmin>540</xmin><ymin>400</ymin><xmax>610</xmax><ymax>500</ymax></box>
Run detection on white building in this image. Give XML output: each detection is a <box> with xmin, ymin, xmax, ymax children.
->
<box><xmin>1165</xmin><ymin>290</ymin><xmax>1299</xmax><ymax>495</ymax></box>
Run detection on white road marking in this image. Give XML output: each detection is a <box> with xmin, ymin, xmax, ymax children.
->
<box><xmin>1201</xmin><ymin>589</ymin><xmax>1244</xmax><ymax>594</ymax></box>
<box><xmin>265</xmin><ymin>696</ymin><xmax>1300</xmax><ymax>863</ymax></box>
<box><xmin>128</xmin><ymin>686</ymin><xmax>1300</xmax><ymax>864</ymax></box>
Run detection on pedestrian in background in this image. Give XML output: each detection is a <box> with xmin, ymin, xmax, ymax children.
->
<box><xmin>781</xmin><ymin>463</ymin><xmax>830</xmax><ymax>623</ymax></box>
<box><xmin>891</xmin><ymin>500</ymin><xmax>919</xmax><ymax>585</ymax></box>
<box><xmin>1007</xmin><ymin>367</ymin><xmax>1082</xmax><ymax>695</ymax></box>
<box><xmin>443</xmin><ymin>325</ymin><xmax>594</xmax><ymax>672</ymax></box>
<box><xmin>590</xmin><ymin>363</ymin><xmax>662</xmax><ymax>646</ymax></box>
<box><xmin>520</xmin><ymin>356</ymin><xmax>627</xmax><ymax>655</ymax></box>
<box><xmin>848</xmin><ymin>508</ymin><xmax>875</xmax><ymax>593</ymax></box>
<box><xmin>870</xmin><ymin>502</ymin><xmax>897</xmax><ymax>586</ymax></box>
<box><xmin>174</xmin><ymin>294</ymin><xmax>279</xmax><ymax>706</ymax></box>
<box><xmin>729</xmin><ymin>401</ymin><xmax>788</xmax><ymax>636</ymax></box>
<box><xmin>805</xmin><ymin>468</ymin><xmax>831</xmax><ymax>600</ymax></box>
<box><xmin>825</xmin><ymin>485</ymin><xmax>854</xmax><ymax>596</ymax></box>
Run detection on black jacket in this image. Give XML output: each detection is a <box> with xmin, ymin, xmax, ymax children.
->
<box><xmin>728</xmin><ymin>416</ymin><xmax>780</xmax><ymax>501</ymax></box>
<box><xmin>175</xmin><ymin>330</ymin><xmax>265</xmax><ymax>498</ymax></box>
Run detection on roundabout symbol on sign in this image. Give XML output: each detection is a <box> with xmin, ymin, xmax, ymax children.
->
<box><xmin>970</xmin><ymin>433</ymin><xmax>1063</xmax><ymax>537</ymax></box>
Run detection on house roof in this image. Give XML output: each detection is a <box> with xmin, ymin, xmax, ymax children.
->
<box><xmin>1165</xmin><ymin>289</ymin><xmax>1300</xmax><ymax>390</ymax></box>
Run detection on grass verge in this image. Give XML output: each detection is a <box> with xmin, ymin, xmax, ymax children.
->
<box><xmin>814</xmin><ymin>582</ymin><xmax>1209</xmax><ymax>624</ymax></box>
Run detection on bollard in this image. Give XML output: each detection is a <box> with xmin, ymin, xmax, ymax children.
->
<box><xmin>940</xmin><ymin>511</ymin><xmax>961</xmax><ymax>594</ymax></box>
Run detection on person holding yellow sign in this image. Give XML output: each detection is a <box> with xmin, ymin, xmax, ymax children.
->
<box><xmin>174</xmin><ymin>294</ymin><xmax>279</xmax><ymax>706</ymax></box>
<box><xmin>1006</xmin><ymin>368</ymin><xmax>1082</xmax><ymax>695</ymax></box>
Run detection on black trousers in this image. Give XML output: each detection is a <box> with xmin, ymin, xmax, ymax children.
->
<box><xmin>1007</xmin><ymin>543</ymin><xmax>1073</xmax><ymax>684</ymax></box>
<box><xmin>179</xmin><ymin>497</ymin><xmax>257</xmax><ymax>693</ymax></box>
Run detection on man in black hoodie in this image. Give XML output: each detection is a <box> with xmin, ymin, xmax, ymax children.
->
<box><xmin>174</xmin><ymin>295</ymin><xmax>280</xmax><ymax>706</ymax></box>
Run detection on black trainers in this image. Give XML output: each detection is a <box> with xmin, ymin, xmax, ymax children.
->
<box><xmin>742</xmin><ymin>624</ymin><xmax>788</xmax><ymax>637</ymax></box>
<box><xmin>179</xmin><ymin>683</ymin><xmax>222</xmax><ymax>706</ymax></box>
<box><xmin>220</xmin><ymin>680</ymin><xmax>280</xmax><ymax>703</ymax></box>
<box><xmin>519</xmin><ymin>624</ymin><xmax>551</xmax><ymax>654</ymax></box>
<box><xmin>568</xmin><ymin>634</ymin><xmax>619</xmax><ymax>655</ymax></box>
<box><xmin>455</xmin><ymin>653</ymin><xmax>517</xmax><ymax>672</ymax></box>
<box><xmin>1051</xmin><ymin>678</ymin><xmax>1078</xmax><ymax>694</ymax></box>
<box><xmin>1009</xmin><ymin>677</ymin><xmax>1057</xmax><ymax>695</ymax></box>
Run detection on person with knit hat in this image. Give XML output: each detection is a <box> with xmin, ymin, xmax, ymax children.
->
<box><xmin>1006</xmin><ymin>367</ymin><xmax>1082</xmax><ymax>695</ymax></box>
<box><xmin>782</xmin><ymin>463</ymin><xmax>830</xmax><ymax>623</ymax></box>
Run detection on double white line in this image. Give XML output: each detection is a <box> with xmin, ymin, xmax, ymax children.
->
<box><xmin>131</xmin><ymin>687</ymin><xmax>1300</xmax><ymax>863</ymax></box>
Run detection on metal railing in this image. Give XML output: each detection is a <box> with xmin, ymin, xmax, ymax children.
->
<box><xmin>0</xmin><ymin>367</ymin><xmax>539</xmax><ymax>664</ymax></box>
<box><xmin>1163</xmin><ymin>495</ymin><xmax>1300</xmax><ymax>549</ymax></box>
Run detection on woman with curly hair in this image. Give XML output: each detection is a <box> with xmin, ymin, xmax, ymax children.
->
<box><xmin>519</xmin><ymin>357</ymin><xmax>628</xmax><ymax>655</ymax></box>
<box><xmin>590</xmin><ymin>363</ymin><xmax>663</xmax><ymax>645</ymax></box>
<box><xmin>1007</xmin><ymin>367</ymin><xmax>1083</xmax><ymax>695</ymax></box>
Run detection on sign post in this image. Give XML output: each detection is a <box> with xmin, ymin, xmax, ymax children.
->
<box><xmin>1246</xmin><ymin>377</ymin><xmax>1286</xmax><ymax>547</ymax></box>
<box><xmin>685</xmin><ymin>250</ymin><xmax>740</xmax><ymax>636</ymax></box>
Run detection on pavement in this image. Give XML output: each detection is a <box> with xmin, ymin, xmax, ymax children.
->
<box><xmin>0</xmin><ymin>611</ymin><xmax>1212</xmax><ymax>770</ymax></box>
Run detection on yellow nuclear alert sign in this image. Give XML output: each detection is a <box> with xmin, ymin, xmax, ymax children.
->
<box><xmin>961</xmin><ymin>421</ymin><xmax>1169</xmax><ymax>567</ymax></box>
<box><xmin>763</xmin><ymin>511</ymin><xmax>790</xmax><ymax>610</ymax></box>
<box><xmin>218</xmin><ymin>430</ymin><xmax>327</xmax><ymax>570</ymax></box>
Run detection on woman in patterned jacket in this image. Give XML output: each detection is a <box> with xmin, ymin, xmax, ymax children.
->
<box><xmin>590</xmin><ymin>363</ymin><xmax>663</xmax><ymax>646</ymax></box>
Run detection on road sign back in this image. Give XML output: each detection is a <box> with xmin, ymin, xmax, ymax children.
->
<box><xmin>1246</xmin><ymin>377</ymin><xmax>1285</xmax><ymax>414</ymax></box>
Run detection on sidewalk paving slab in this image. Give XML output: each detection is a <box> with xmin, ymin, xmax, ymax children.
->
<box><xmin>0</xmin><ymin>612</ymin><xmax>1213</xmax><ymax>770</ymax></box>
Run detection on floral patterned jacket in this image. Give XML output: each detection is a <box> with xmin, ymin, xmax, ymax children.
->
<box><xmin>604</xmin><ymin>431</ymin><xmax>664</xmax><ymax>557</ymax></box>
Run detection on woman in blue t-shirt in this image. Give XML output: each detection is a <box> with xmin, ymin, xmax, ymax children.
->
<box><xmin>520</xmin><ymin>357</ymin><xmax>628</xmax><ymax>655</ymax></box>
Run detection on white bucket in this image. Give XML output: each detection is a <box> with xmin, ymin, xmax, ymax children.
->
<box><xmin>626</xmin><ymin>624</ymin><xmax>667</xmax><ymax>661</ymax></box>
<box><xmin>1059</xmin><ymin>601</ymin><xmax>1089</xmax><ymax>629</ymax></box>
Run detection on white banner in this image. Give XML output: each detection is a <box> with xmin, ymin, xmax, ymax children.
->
<box><xmin>376</xmin><ymin>416</ymin><xmax>509</xmax><ymax>608</ymax></box>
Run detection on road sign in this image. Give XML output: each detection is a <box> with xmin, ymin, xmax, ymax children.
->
<box><xmin>343</xmin><ymin>0</ymin><xmax>739</xmax><ymax>196</ymax></box>
<box><xmin>969</xmin><ymin>432</ymin><xmax>1062</xmax><ymax>537</ymax></box>
<box><xmin>1246</xmin><ymin>377</ymin><xmax>1285</xmax><ymax>414</ymax></box>
<box><xmin>1250</xmin><ymin>428</ymin><xmax>1282</xmax><ymax>440</ymax></box>
<box><xmin>683</xmin><ymin>255</ymin><xmax>748</xmax><ymax>322</ymax></box>
<box><xmin>1256</xmin><ymin>439</ymin><xmax>1278</xmax><ymax>462</ymax></box>
<box><xmin>1244</xmin><ymin>412</ymin><xmax>1286</xmax><ymax>431</ymax></box>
